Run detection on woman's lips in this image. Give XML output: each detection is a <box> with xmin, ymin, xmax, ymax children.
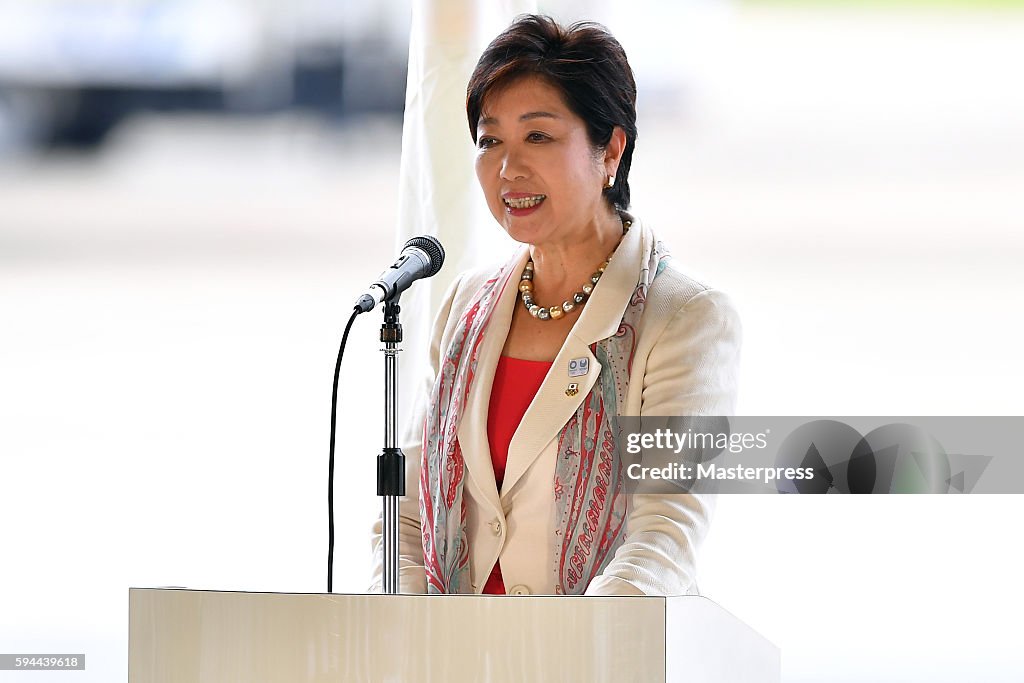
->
<box><xmin>502</xmin><ymin>193</ymin><xmax>546</xmax><ymax>216</ymax></box>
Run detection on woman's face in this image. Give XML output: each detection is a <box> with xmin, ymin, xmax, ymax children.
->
<box><xmin>474</xmin><ymin>75</ymin><xmax>613</xmax><ymax>248</ymax></box>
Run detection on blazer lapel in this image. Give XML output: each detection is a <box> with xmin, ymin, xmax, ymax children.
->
<box><xmin>500</xmin><ymin>217</ymin><xmax>647</xmax><ymax>499</ymax></box>
<box><xmin>456</xmin><ymin>246</ymin><xmax>528</xmax><ymax>515</ymax></box>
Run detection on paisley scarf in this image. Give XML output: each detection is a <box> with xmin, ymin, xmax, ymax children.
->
<box><xmin>420</xmin><ymin>224</ymin><xmax>670</xmax><ymax>594</ymax></box>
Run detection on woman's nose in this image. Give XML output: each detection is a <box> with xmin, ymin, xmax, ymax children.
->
<box><xmin>500</xmin><ymin>149</ymin><xmax>528</xmax><ymax>181</ymax></box>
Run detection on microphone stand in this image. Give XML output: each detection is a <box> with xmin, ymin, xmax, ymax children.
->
<box><xmin>378</xmin><ymin>300</ymin><xmax>405</xmax><ymax>594</ymax></box>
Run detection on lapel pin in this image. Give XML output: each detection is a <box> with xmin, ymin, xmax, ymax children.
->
<box><xmin>568</xmin><ymin>357</ymin><xmax>589</xmax><ymax>378</ymax></box>
<box><xmin>565</xmin><ymin>383</ymin><xmax>579</xmax><ymax>397</ymax></box>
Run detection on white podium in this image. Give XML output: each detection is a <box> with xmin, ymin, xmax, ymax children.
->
<box><xmin>129</xmin><ymin>588</ymin><xmax>779</xmax><ymax>682</ymax></box>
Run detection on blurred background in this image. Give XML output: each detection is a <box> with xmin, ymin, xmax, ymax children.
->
<box><xmin>2</xmin><ymin>0</ymin><xmax>1023</xmax><ymax>681</ymax></box>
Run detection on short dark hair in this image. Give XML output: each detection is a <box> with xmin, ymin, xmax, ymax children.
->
<box><xmin>466</xmin><ymin>14</ymin><xmax>638</xmax><ymax>210</ymax></box>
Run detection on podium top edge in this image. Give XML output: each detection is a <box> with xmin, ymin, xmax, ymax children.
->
<box><xmin>128</xmin><ymin>587</ymin><xmax>713</xmax><ymax>602</ymax></box>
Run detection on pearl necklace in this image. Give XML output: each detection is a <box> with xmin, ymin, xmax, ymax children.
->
<box><xmin>519</xmin><ymin>220</ymin><xmax>631</xmax><ymax>321</ymax></box>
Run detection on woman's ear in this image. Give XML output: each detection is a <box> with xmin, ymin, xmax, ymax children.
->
<box><xmin>604</xmin><ymin>126</ymin><xmax>627</xmax><ymax>177</ymax></box>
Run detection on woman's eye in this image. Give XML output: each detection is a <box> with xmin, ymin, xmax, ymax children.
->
<box><xmin>527</xmin><ymin>132</ymin><xmax>549</xmax><ymax>142</ymax></box>
<box><xmin>478</xmin><ymin>137</ymin><xmax>498</xmax><ymax>149</ymax></box>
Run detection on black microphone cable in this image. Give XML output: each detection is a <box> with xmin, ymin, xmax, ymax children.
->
<box><xmin>327</xmin><ymin>305</ymin><xmax>360</xmax><ymax>593</ymax></box>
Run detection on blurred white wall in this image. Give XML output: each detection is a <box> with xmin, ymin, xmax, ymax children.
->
<box><xmin>1</xmin><ymin>2</ymin><xmax>1023</xmax><ymax>682</ymax></box>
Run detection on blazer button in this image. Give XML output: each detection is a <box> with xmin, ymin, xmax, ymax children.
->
<box><xmin>508</xmin><ymin>584</ymin><xmax>531</xmax><ymax>596</ymax></box>
<box><xmin>490</xmin><ymin>519</ymin><xmax>503</xmax><ymax>536</ymax></box>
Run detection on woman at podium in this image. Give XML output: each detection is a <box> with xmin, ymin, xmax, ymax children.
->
<box><xmin>372</xmin><ymin>15</ymin><xmax>740</xmax><ymax>597</ymax></box>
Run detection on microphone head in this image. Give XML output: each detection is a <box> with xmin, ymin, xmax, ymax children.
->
<box><xmin>404</xmin><ymin>235</ymin><xmax>445</xmax><ymax>277</ymax></box>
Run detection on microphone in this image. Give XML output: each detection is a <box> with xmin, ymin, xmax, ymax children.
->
<box><xmin>355</xmin><ymin>235</ymin><xmax>445</xmax><ymax>313</ymax></box>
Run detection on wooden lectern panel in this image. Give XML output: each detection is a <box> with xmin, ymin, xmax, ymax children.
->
<box><xmin>129</xmin><ymin>588</ymin><xmax>778</xmax><ymax>683</ymax></box>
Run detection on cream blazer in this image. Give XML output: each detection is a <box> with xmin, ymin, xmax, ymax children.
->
<box><xmin>370</xmin><ymin>216</ymin><xmax>741</xmax><ymax>596</ymax></box>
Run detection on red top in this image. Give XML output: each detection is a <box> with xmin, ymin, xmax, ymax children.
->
<box><xmin>482</xmin><ymin>355</ymin><xmax>552</xmax><ymax>595</ymax></box>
